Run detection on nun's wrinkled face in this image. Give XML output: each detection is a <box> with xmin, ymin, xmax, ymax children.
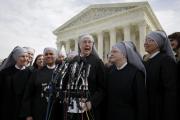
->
<box><xmin>44</xmin><ymin>50</ymin><xmax>56</xmax><ymax>65</ymax></box>
<box><xmin>27</xmin><ymin>51</ymin><xmax>34</xmax><ymax>63</ymax></box>
<box><xmin>79</xmin><ymin>37</ymin><xmax>93</xmax><ymax>56</ymax></box>
<box><xmin>16</xmin><ymin>53</ymin><xmax>29</xmax><ymax>66</ymax></box>
<box><xmin>36</xmin><ymin>55</ymin><xmax>44</xmax><ymax>68</ymax></box>
<box><xmin>110</xmin><ymin>47</ymin><xmax>126</xmax><ymax>64</ymax></box>
<box><xmin>144</xmin><ymin>37</ymin><xmax>159</xmax><ymax>54</ymax></box>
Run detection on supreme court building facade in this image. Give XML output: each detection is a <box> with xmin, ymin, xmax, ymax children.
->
<box><xmin>53</xmin><ymin>1</ymin><xmax>162</xmax><ymax>60</ymax></box>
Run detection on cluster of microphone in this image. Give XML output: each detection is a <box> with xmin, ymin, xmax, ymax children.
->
<box><xmin>41</xmin><ymin>56</ymin><xmax>91</xmax><ymax>120</ymax></box>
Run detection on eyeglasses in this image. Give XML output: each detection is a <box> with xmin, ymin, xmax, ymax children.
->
<box><xmin>145</xmin><ymin>38</ymin><xmax>155</xmax><ymax>44</ymax></box>
<box><xmin>81</xmin><ymin>40</ymin><xmax>93</xmax><ymax>44</ymax></box>
<box><xmin>44</xmin><ymin>53</ymin><xmax>54</xmax><ymax>56</ymax></box>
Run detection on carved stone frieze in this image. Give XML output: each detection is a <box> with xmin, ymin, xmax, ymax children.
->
<box><xmin>62</xmin><ymin>6</ymin><xmax>136</xmax><ymax>30</ymax></box>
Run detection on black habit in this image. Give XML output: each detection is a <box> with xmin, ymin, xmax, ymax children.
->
<box><xmin>0</xmin><ymin>66</ymin><xmax>32</xmax><ymax>120</ymax></box>
<box><xmin>144</xmin><ymin>53</ymin><xmax>177</xmax><ymax>120</ymax></box>
<box><xmin>106</xmin><ymin>63</ymin><xmax>147</xmax><ymax>120</ymax></box>
<box><xmin>177</xmin><ymin>61</ymin><xmax>180</xmax><ymax>119</ymax></box>
<box><xmin>70</xmin><ymin>53</ymin><xmax>105</xmax><ymax>120</ymax></box>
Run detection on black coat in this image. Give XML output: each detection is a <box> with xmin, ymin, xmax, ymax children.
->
<box><xmin>177</xmin><ymin>61</ymin><xmax>180</xmax><ymax>119</ymax></box>
<box><xmin>144</xmin><ymin>53</ymin><xmax>177</xmax><ymax>120</ymax></box>
<box><xmin>20</xmin><ymin>66</ymin><xmax>58</xmax><ymax>120</ymax></box>
<box><xmin>106</xmin><ymin>64</ymin><xmax>147</xmax><ymax>120</ymax></box>
<box><xmin>0</xmin><ymin>66</ymin><xmax>31</xmax><ymax>120</ymax></box>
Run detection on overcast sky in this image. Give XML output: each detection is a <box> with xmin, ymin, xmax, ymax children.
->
<box><xmin>0</xmin><ymin>0</ymin><xmax>179</xmax><ymax>59</ymax></box>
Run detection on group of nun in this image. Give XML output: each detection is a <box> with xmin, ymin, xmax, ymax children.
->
<box><xmin>0</xmin><ymin>30</ymin><xmax>179</xmax><ymax>120</ymax></box>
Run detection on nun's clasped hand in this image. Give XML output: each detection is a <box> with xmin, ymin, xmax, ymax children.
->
<box><xmin>80</xmin><ymin>99</ymin><xmax>92</xmax><ymax>112</ymax></box>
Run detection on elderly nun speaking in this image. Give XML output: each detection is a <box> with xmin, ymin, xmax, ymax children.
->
<box><xmin>66</xmin><ymin>33</ymin><xmax>105</xmax><ymax>120</ymax></box>
<box><xmin>106</xmin><ymin>41</ymin><xmax>147</xmax><ymax>120</ymax></box>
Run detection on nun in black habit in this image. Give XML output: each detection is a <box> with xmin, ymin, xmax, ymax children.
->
<box><xmin>143</xmin><ymin>31</ymin><xmax>177</xmax><ymax>120</ymax></box>
<box><xmin>105</xmin><ymin>41</ymin><xmax>147</xmax><ymax>120</ymax></box>
<box><xmin>0</xmin><ymin>46</ymin><xmax>31</xmax><ymax>120</ymax></box>
<box><xmin>21</xmin><ymin>47</ymin><xmax>63</xmax><ymax>120</ymax></box>
<box><xmin>66</xmin><ymin>33</ymin><xmax>105</xmax><ymax>120</ymax></box>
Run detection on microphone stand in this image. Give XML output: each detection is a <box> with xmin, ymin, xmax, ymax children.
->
<box><xmin>44</xmin><ymin>62</ymin><xmax>69</xmax><ymax>120</ymax></box>
<box><xmin>45</xmin><ymin>64</ymin><xmax>59</xmax><ymax>120</ymax></box>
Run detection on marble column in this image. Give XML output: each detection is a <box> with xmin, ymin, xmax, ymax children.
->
<box><xmin>110</xmin><ymin>28</ymin><xmax>116</xmax><ymax>49</ymax></box>
<box><xmin>74</xmin><ymin>38</ymin><xmax>78</xmax><ymax>52</ymax></box>
<box><xmin>65</xmin><ymin>40</ymin><xmax>70</xmax><ymax>53</ymax></box>
<box><xmin>56</xmin><ymin>41</ymin><xmax>60</xmax><ymax>51</ymax></box>
<box><xmin>138</xmin><ymin>22</ymin><xmax>147</xmax><ymax>55</ymax></box>
<box><xmin>104</xmin><ymin>34</ymin><xmax>110</xmax><ymax>61</ymax></box>
<box><xmin>123</xmin><ymin>25</ymin><xmax>131</xmax><ymax>41</ymax></box>
<box><xmin>131</xmin><ymin>31</ymin><xmax>136</xmax><ymax>44</ymax></box>
<box><xmin>116</xmin><ymin>30</ymin><xmax>123</xmax><ymax>43</ymax></box>
<box><xmin>97</xmin><ymin>31</ymin><xmax>104</xmax><ymax>59</ymax></box>
<box><xmin>58</xmin><ymin>41</ymin><xmax>65</xmax><ymax>51</ymax></box>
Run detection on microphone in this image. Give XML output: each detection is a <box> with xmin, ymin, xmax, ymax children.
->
<box><xmin>59</xmin><ymin>62</ymin><xmax>69</xmax><ymax>90</ymax></box>
<box><xmin>75</xmin><ymin>61</ymin><xmax>84</xmax><ymax>89</ymax></box>
<box><xmin>85</xmin><ymin>64</ymin><xmax>91</xmax><ymax>79</ymax></box>
<box><xmin>62</xmin><ymin>63</ymin><xmax>69</xmax><ymax>74</ymax></box>
<box><xmin>71</xmin><ymin>62</ymin><xmax>78</xmax><ymax>79</ymax></box>
<box><xmin>58</xmin><ymin>61</ymin><xmax>66</xmax><ymax>73</ymax></box>
<box><xmin>70</xmin><ymin>62</ymin><xmax>78</xmax><ymax>89</ymax></box>
<box><xmin>72</xmin><ymin>55</ymin><xmax>86</xmax><ymax>64</ymax></box>
<box><xmin>83</xmin><ymin>64</ymin><xmax>91</xmax><ymax>91</ymax></box>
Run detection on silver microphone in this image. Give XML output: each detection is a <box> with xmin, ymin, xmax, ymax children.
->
<box><xmin>70</xmin><ymin>62</ymin><xmax>78</xmax><ymax>89</ymax></box>
<box><xmin>59</xmin><ymin>63</ymin><xmax>69</xmax><ymax>89</ymax></box>
<box><xmin>85</xmin><ymin>64</ymin><xmax>91</xmax><ymax>78</ymax></box>
<box><xmin>71</xmin><ymin>62</ymin><xmax>78</xmax><ymax>79</ymax></box>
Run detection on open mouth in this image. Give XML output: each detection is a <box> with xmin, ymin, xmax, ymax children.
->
<box><xmin>84</xmin><ymin>48</ymin><xmax>90</xmax><ymax>51</ymax></box>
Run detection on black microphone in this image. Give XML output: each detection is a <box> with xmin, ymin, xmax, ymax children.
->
<box><xmin>70</xmin><ymin>55</ymin><xmax>81</xmax><ymax>64</ymax></box>
<box><xmin>57</xmin><ymin>61</ymin><xmax>66</xmax><ymax>73</ymax></box>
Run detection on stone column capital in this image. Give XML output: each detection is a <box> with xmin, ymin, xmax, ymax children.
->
<box><xmin>137</xmin><ymin>21</ymin><xmax>147</xmax><ymax>27</ymax></box>
<box><xmin>95</xmin><ymin>31</ymin><xmax>104</xmax><ymax>35</ymax></box>
<box><xmin>122</xmin><ymin>24</ymin><xmax>131</xmax><ymax>28</ymax></box>
<box><xmin>109</xmin><ymin>27</ymin><xmax>116</xmax><ymax>33</ymax></box>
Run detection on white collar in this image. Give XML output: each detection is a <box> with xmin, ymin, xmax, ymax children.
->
<box><xmin>47</xmin><ymin>64</ymin><xmax>56</xmax><ymax>69</ymax></box>
<box><xmin>26</xmin><ymin>63</ymin><xmax>31</xmax><ymax>67</ymax></box>
<box><xmin>15</xmin><ymin>64</ymin><xmax>26</xmax><ymax>70</ymax></box>
<box><xmin>173</xmin><ymin>50</ymin><xmax>177</xmax><ymax>56</ymax></box>
<box><xmin>116</xmin><ymin>62</ymin><xmax>127</xmax><ymax>70</ymax></box>
<box><xmin>149</xmin><ymin>51</ymin><xmax>160</xmax><ymax>59</ymax></box>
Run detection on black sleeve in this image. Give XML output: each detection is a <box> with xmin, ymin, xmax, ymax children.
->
<box><xmin>90</xmin><ymin>60</ymin><xmax>106</xmax><ymax>108</ymax></box>
<box><xmin>178</xmin><ymin>61</ymin><xmax>180</xmax><ymax>116</ymax></box>
<box><xmin>20</xmin><ymin>71</ymin><xmax>36</xmax><ymax>118</ymax></box>
<box><xmin>133</xmin><ymin>70</ymin><xmax>148</xmax><ymax>120</ymax></box>
<box><xmin>0</xmin><ymin>71</ymin><xmax>3</xmax><ymax>95</ymax></box>
<box><xmin>161</xmin><ymin>56</ymin><xmax>178</xmax><ymax>120</ymax></box>
<box><xmin>0</xmin><ymin>71</ymin><xmax>3</xmax><ymax>116</ymax></box>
